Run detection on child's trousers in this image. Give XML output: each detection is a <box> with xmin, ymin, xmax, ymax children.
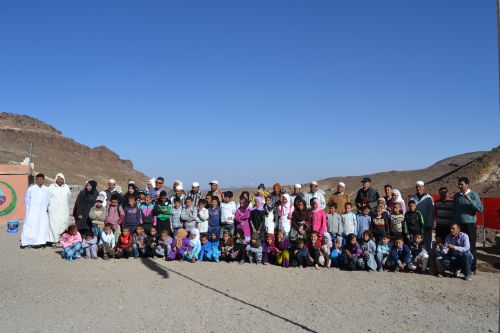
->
<box><xmin>247</xmin><ymin>251</ymin><xmax>262</xmax><ymax>264</ymax></box>
<box><xmin>83</xmin><ymin>244</ymin><xmax>98</xmax><ymax>259</ymax></box>
<box><xmin>63</xmin><ymin>243</ymin><xmax>82</xmax><ymax>261</ymax></box>
<box><xmin>415</xmin><ymin>252</ymin><xmax>429</xmax><ymax>272</ymax></box>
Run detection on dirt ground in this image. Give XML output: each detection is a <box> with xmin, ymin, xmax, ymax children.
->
<box><xmin>1</xmin><ymin>225</ymin><xmax>498</xmax><ymax>333</ymax></box>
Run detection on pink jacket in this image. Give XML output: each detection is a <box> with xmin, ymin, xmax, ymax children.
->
<box><xmin>60</xmin><ymin>232</ymin><xmax>82</xmax><ymax>248</ymax></box>
<box><xmin>310</xmin><ymin>210</ymin><xmax>327</xmax><ymax>237</ymax></box>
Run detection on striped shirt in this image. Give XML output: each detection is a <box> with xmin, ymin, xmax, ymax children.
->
<box><xmin>435</xmin><ymin>199</ymin><xmax>454</xmax><ymax>226</ymax></box>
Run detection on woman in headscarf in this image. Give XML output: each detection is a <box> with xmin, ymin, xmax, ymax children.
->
<box><xmin>249</xmin><ymin>197</ymin><xmax>266</xmax><ymax>240</ymax></box>
<box><xmin>73</xmin><ymin>180</ymin><xmax>98</xmax><ymax>233</ymax></box>
<box><xmin>122</xmin><ymin>183</ymin><xmax>139</xmax><ymax>206</ymax></box>
<box><xmin>391</xmin><ymin>189</ymin><xmax>406</xmax><ymax>214</ymax></box>
<box><xmin>309</xmin><ymin>198</ymin><xmax>327</xmax><ymax>237</ymax></box>
<box><xmin>290</xmin><ymin>198</ymin><xmax>309</xmax><ymax>243</ymax></box>
<box><xmin>47</xmin><ymin>173</ymin><xmax>72</xmax><ymax>245</ymax></box>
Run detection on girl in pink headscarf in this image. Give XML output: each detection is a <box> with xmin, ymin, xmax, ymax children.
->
<box><xmin>235</xmin><ymin>197</ymin><xmax>251</xmax><ymax>241</ymax></box>
<box><xmin>309</xmin><ymin>198</ymin><xmax>327</xmax><ymax>237</ymax></box>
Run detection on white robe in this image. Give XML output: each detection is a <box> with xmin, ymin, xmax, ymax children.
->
<box><xmin>47</xmin><ymin>183</ymin><xmax>72</xmax><ymax>242</ymax></box>
<box><xmin>21</xmin><ymin>184</ymin><xmax>50</xmax><ymax>246</ymax></box>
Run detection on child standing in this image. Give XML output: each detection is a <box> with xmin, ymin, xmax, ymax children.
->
<box><xmin>60</xmin><ymin>225</ymin><xmax>82</xmax><ymax>261</ymax></box>
<box><xmin>327</xmin><ymin>203</ymin><xmax>343</xmax><ymax>240</ymax></box>
<box><xmin>356</xmin><ymin>206</ymin><xmax>372</xmax><ymax>240</ymax></box>
<box><xmin>277</xmin><ymin>194</ymin><xmax>293</xmax><ymax>238</ymax></box>
<box><xmin>375</xmin><ymin>234</ymin><xmax>393</xmax><ymax>271</ymax></box>
<box><xmin>154</xmin><ymin>191</ymin><xmax>173</xmax><ymax>236</ymax></box>
<box><xmin>246</xmin><ymin>233</ymin><xmax>263</xmax><ymax>264</ymax></box>
<box><xmin>290</xmin><ymin>198</ymin><xmax>309</xmax><ymax>243</ymax></box>
<box><xmin>181</xmin><ymin>197</ymin><xmax>197</xmax><ymax>234</ymax></box>
<box><xmin>122</xmin><ymin>196</ymin><xmax>141</xmax><ymax>234</ymax></box>
<box><xmin>82</xmin><ymin>230</ymin><xmax>98</xmax><ymax>260</ymax></box>
<box><xmin>250</xmin><ymin>197</ymin><xmax>266</xmax><ymax>241</ymax></box>
<box><xmin>89</xmin><ymin>194</ymin><xmax>107</xmax><ymax>242</ymax></box>
<box><xmin>114</xmin><ymin>226</ymin><xmax>134</xmax><ymax>259</ymax></box>
<box><xmin>220</xmin><ymin>191</ymin><xmax>237</xmax><ymax>237</ymax></box>
<box><xmin>342</xmin><ymin>234</ymin><xmax>361</xmax><ymax>271</ymax></box>
<box><xmin>171</xmin><ymin>198</ymin><xmax>183</xmax><ymax>237</ymax></box>
<box><xmin>105</xmin><ymin>195</ymin><xmax>125</xmax><ymax>240</ymax></box>
<box><xmin>358</xmin><ymin>230</ymin><xmax>377</xmax><ymax>271</ymax></box>
<box><xmin>389</xmin><ymin>203</ymin><xmax>405</xmax><ymax>239</ymax></box>
<box><xmin>403</xmin><ymin>200</ymin><xmax>424</xmax><ymax>243</ymax></box>
<box><xmin>139</xmin><ymin>195</ymin><xmax>156</xmax><ymax>234</ymax></box>
<box><xmin>235</xmin><ymin>198</ymin><xmax>251</xmax><ymax>241</ymax></box>
<box><xmin>99</xmin><ymin>223</ymin><xmax>116</xmax><ymax>260</ymax></box>
<box><xmin>264</xmin><ymin>196</ymin><xmax>278</xmax><ymax>235</ymax></box>
<box><xmin>219</xmin><ymin>230</ymin><xmax>235</xmax><ymax>262</ymax></box>
<box><xmin>310</xmin><ymin>198</ymin><xmax>327</xmax><ymax>237</ymax></box>
<box><xmin>341</xmin><ymin>203</ymin><xmax>357</xmax><ymax>239</ymax></box>
<box><xmin>371</xmin><ymin>205</ymin><xmax>389</xmax><ymax>242</ymax></box>
<box><xmin>195</xmin><ymin>199</ymin><xmax>209</xmax><ymax>238</ymax></box>
<box><xmin>184</xmin><ymin>228</ymin><xmax>201</xmax><ymax>262</ymax></box>
<box><xmin>208</xmin><ymin>197</ymin><xmax>221</xmax><ymax>239</ymax></box>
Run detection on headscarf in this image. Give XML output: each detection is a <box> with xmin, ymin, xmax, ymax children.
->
<box><xmin>250</xmin><ymin>233</ymin><xmax>261</xmax><ymax>247</ymax></box>
<box><xmin>176</xmin><ymin>228</ymin><xmax>188</xmax><ymax>248</ymax></box>
<box><xmin>54</xmin><ymin>173</ymin><xmax>65</xmax><ymax>185</ymax></box>
<box><xmin>240</xmin><ymin>198</ymin><xmax>250</xmax><ymax>209</ymax></box>
<box><xmin>293</xmin><ymin>198</ymin><xmax>309</xmax><ymax>222</ymax></box>
<box><xmin>99</xmin><ymin>191</ymin><xmax>108</xmax><ymax>207</ymax></box>
<box><xmin>189</xmin><ymin>228</ymin><xmax>200</xmax><ymax>247</ymax></box>
<box><xmin>86</xmin><ymin>180</ymin><xmax>97</xmax><ymax>194</ymax></box>
<box><xmin>392</xmin><ymin>189</ymin><xmax>404</xmax><ymax>204</ymax></box>
<box><xmin>253</xmin><ymin>197</ymin><xmax>264</xmax><ymax>211</ymax></box>
<box><xmin>345</xmin><ymin>233</ymin><xmax>358</xmax><ymax>252</ymax></box>
<box><xmin>312</xmin><ymin>198</ymin><xmax>322</xmax><ymax>213</ymax></box>
<box><xmin>234</xmin><ymin>228</ymin><xmax>245</xmax><ymax>240</ymax></box>
<box><xmin>273</xmin><ymin>182</ymin><xmax>282</xmax><ymax>192</ymax></box>
<box><xmin>323</xmin><ymin>231</ymin><xmax>332</xmax><ymax>248</ymax></box>
<box><xmin>148</xmin><ymin>178</ymin><xmax>156</xmax><ymax>188</ymax></box>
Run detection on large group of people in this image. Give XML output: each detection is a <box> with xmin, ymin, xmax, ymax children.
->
<box><xmin>20</xmin><ymin>173</ymin><xmax>483</xmax><ymax>281</ymax></box>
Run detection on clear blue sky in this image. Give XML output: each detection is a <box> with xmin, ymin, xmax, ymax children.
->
<box><xmin>0</xmin><ymin>1</ymin><xmax>498</xmax><ymax>188</ymax></box>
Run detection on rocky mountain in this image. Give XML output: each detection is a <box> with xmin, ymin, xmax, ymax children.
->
<box><xmin>0</xmin><ymin>112</ymin><xmax>149</xmax><ymax>189</ymax></box>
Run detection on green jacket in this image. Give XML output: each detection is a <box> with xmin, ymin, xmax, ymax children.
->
<box><xmin>453</xmin><ymin>190</ymin><xmax>483</xmax><ymax>224</ymax></box>
<box><xmin>154</xmin><ymin>201</ymin><xmax>173</xmax><ymax>222</ymax></box>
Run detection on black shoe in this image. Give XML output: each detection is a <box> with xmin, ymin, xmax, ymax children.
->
<box><xmin>46</xmin><ymin>242</ymin><xmax>53</xmax><ymax>247</ymax></box>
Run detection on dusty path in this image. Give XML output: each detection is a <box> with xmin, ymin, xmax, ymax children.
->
<box><xmin>0</xmin><ymin>225</ymin><xmax>498</xmax><ymax>333</ymax></box>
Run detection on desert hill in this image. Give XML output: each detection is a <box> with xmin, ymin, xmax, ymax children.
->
<box><xmin>0</xmin><ymin>112</ymin><xmax>149</xmax><ymax>188</ymax></box>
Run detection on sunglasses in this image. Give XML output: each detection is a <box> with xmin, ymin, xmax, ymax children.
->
<box><xmin>156</xmin><ymin>181</ymin><xmax>163</xmax><ymax>184</ymax></box>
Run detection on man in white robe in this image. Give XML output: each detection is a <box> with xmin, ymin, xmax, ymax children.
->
<box><xmin>21</xmin><ymin>173</ymin><xmax>50</xmax><ymax>248</ymax></box>
<box><xmin>47</xmin><ymin>173</ymin><xmax>72</xmax><ymax>245</ymax></box>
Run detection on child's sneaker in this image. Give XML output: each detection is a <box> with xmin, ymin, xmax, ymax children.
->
<box><xmin>408</xmin><ymin>264</ymin><xmax>417</xmax><ymax>271</ymax></box>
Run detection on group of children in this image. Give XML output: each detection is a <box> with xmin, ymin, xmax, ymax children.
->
<box><xmin>58</xmin><ymin>187</ymin><xmax>450</xmax><ymax>276</ymax></box>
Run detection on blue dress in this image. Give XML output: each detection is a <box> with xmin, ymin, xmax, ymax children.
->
<box><xmin>358</xmin><ymin>240</ymin><xmax>377</xmax><ymax>271</ymax></box>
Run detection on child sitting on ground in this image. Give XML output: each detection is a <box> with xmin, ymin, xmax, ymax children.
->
<box><xmin>219</xmin><ymin>230</ymin><xmax>235</xmax><ymax>262</ymax></box>
<box><xmin>292</xmin><ymin>238</ymin><xmax>308</xmax><ymax>268</ymax></box>
<box><xmin>115</xmin><ymin>226</ymin><xmax>134</xmax><ymax>259</ymax></box>
<box><xmin>167</xmin><ymin>228</ymin><xmax>189</xmax><ymax>261</ymax></box>
<box><xmin>342</xmin><ymin>234</ymin><xmax>361</xmax><ymax>271</ymax></box>
<box><xmin>60</xmin><ymin>224</ymin><xmax>82</xmax><ymax>261</ymax></box>
<box><xmin>155</xmin><ymin>230</ymin><xmax>172</xmax><ymax>259</ymax></box>
<box><xmin>99</xmin><ymin>223</ymin><xmax>116</xmax><ymax>260</ymax></box>
<box><xmin>387</xmin><ymin>236</ymin><xmax>412</xmax><ymax>271</ymax></box>
<box><xmin>429</xmin><ymin>235</ymin><xmax>446</xmax><ymax>277</ymax></box>
<box><xmin>408</xmin><ymin>233</ymin><xmax>429</xmax><ymax>273</ymax></box>
<box><xmin>275</xmin><ymin>229</ymin><xmax>290</xmax><ymax>268</ymax></box>
<box><xmin>145</xmin><ymin>226</ymin><xmax>158</xmax><ymax>258</ymax></box>
<box><xmin>307</xmin><ymin>231</ymin><xmax>323</xmax><ymax>269</ymax></box>
<box><xmin>358</xmin><ymin>230</ymin><xmax>377</xmax><ymax>271</ymax></box>
<box><xmin>207</xmin><ymin>231</ymin><xmax>221</xmax><ymax>262</ymax></box>
<box><xmin>82</xmin><ymin>230</ymin><xmax>98</xmax><ymax>260</ymax></box>
<box><xmin>262</xmin><ymin>233</ymin><xmax>279</xmax><ymax>265</ymax></box>
<box><xmin>198</xmin><ymin>234</ymin><xmax>212</xmax><ymax>261</ymax></box>
<box><xmin>184</xmin><ymin>228</ymin><xmax>201</xmax><ymax>262</ymax></box>
<box><xmin>319</xmin><ymin>232</ymin><xmax>332</xmax><ymax>268</ymax></box>
<box><xmin>231</xmin><ymin>228</ymin><xmax>247</xmax><ymax>264</ymax></box>
<box><xmin>246</xmin><ymin>233</ymin><xmax>263</xmax><ymax>264</ymax></box>
<box><xmin>133</xmin><ymin>224</ymin><xmax>148</xmax><ymax>258</ymax></box>
<box><xmin>330</xmin><ymin>238</ymin><xmax>342</xmax><ymax>268</ymax></box>
<box><xmin>376</xmin><ymin>234</ymin><xmax>392</xmax><ymax>271</ymax></box>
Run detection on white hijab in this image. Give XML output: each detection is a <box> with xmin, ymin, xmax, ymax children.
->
<box><xmin>189</xmin><ymin>228</ymin><xmax>201</xmax><ymax>247</ymax></box>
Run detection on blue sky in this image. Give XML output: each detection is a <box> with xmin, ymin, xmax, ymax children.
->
<box><xmin>0</xmin><ymin>1</ymin><xmax>498</xmax><ymax>187</ymax></box>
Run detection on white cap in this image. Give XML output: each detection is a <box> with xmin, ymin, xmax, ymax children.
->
<box><xmin>416</xmin><ymin>180</ymin><xmax>425</xmax><ymax>186</ymax></box>
<box><xmin>108</xmin><ymin>179</ymin><xmax>116</xmax><ymax>184</ymax></box>
<box><xmin>128</xmin><ymin>181</ymin><xmax>135</xmax><ymax>185</ymax></box>
<box><xmin>338</xmin><ymin>182</ymin><xmax>346</xmax><ymax>188</ymax></box>
<box><xmin>210</xmin><ymin>180</ymin><xmax>219</xmax><ymax>185</ymax></box>
<box><xmin>174</xmin><ymin>180</ymin><xmax>182</xmax><ymax>184</ymax></box>
<box><xmin>311</xmin><ymin>181</ymin><xmax>318</xmax><ymax>186</ymax></box>
<box><xmin>176</xmin><ymin>185</ymin><xmax>183</xmax><ymax>191</ymax></box>
<box><xmin>294</xmin><ymin>184</ymin><xmax>302</xmax><ymax>189</ymax></box>
<box><xmin>192</xmin><ymin>182</ymin><xmax>200</xmax><ymax>187</ymax></box>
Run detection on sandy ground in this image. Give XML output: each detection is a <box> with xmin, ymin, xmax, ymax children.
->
<box><xmin>1</xmin><ymin>225</ymin><xmax>498</xmax><ymax>333</ymax></box>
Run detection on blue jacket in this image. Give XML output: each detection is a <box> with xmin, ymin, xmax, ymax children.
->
<box><xmin>356</xmin><ymin>214</ymin><xmax>371</xmax><ymax>239</ymax></box>
<box><xmin>390</xmin><ymin>244</ymin><xmax>412</xmax><ymax>265</ymax></box>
